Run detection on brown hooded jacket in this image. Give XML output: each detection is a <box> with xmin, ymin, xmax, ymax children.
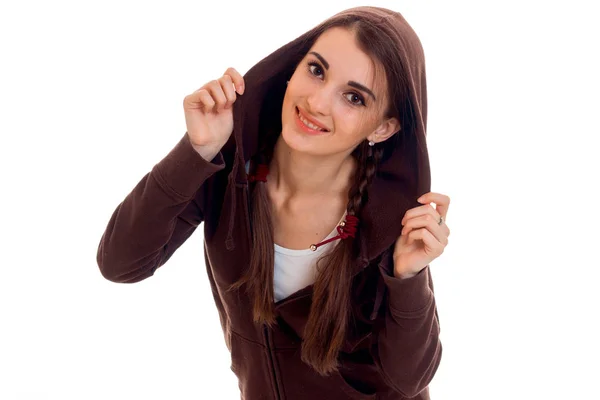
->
<box><xmin>97</xmin><ymin>6</ymin><xmax>441</xmax><ymax>399</ymax></box>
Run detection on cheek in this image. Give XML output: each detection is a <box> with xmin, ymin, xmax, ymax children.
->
<box><xmin>332</xmin><ymin>104</ymin><xmax>371</xmax><ymax>135</ymax></box>
<box><xmin>288</xmin><ymin>75</ymin><xmax>316</xmax><ymax>98</ymax></box>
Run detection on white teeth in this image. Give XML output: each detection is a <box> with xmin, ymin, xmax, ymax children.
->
<box><xmin>298</xmin><ymin>110</ymin><xmax>325</xmax><ymax>131</ymax></box>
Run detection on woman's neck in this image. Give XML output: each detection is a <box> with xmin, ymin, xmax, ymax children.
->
<box><xmin>267</xmin><ymin>136</ymin><xmax>356</xmax><ymax>200</ymax></box>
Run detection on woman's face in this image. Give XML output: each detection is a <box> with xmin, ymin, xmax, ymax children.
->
<box><xmin>281</xmin><ymin>26</ymin><xmax>397</xmax><ymax>157</ymax></box>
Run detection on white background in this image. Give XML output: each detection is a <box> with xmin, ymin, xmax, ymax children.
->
<box><xmin>1</xmin><ymin>0</ymin><xmax>598</xmax><ymax>399</ymax></box>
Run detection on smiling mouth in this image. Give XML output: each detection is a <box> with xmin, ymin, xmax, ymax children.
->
<box><xmin>296</xmin><ymin>107</ymin><xmax>329</xmax><ymax>132</ymax></box>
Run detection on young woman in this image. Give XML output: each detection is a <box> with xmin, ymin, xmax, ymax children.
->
<box><xmin>97</xmin><ymin>6</ymin><xmax>451</xmax><ymax>399</ymax></box>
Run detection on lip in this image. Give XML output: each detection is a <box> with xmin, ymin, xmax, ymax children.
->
<box><xmin>295</xmin><ymin>106</ymin><xmax>330</xmax><ymax>134</ymax></box>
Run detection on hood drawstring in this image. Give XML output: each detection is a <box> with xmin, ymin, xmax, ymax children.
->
<box><xmin>225</xmin><ymin>148</ymin><xmax>243</xmax><ymax>251</ymax></box>
<box><xmin>309</xmin><ymin>215</ymin><xmax>358</xmax><ymax>251</ymax></box>
<box><xmin>369</xmin><ymin>248</ymin><xmax>393</xmax><ymax>321</ymax></box>
<box><xmin>225</xmin><ymin>148</ymin><xmax>269</xmax><ymax>250</ymax></box>
<box><xmin>370</xmin><ymin>275</ymin><xmax>385</xmax><ymax>321</ymax></box>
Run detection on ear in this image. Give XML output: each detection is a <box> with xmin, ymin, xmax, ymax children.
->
<box><xmin>367</xmin><ymin>117</ymin><xmax>401</xmax><ymax>144</ymax></box>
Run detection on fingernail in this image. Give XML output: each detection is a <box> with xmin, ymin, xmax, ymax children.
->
<box><xmin>417</xmin><ymin>197</ymin><xmax>424</xmax><ymax>203</ymax></box>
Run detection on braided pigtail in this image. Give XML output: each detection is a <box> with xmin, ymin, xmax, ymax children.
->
<box><xmin>227</xmin><ymin>140</ymin><xmax>278</xmax><ymax>326</ymax></box>
<box><xmin>301</xmin><ymin>141</ymin><xmax>384</xmax><ymax>376</ymax></box>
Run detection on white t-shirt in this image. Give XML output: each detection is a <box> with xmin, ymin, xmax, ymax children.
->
<box><xmin>273</xmin><ymin>211</ymin><xmax>347</xmax><ymax>302</ymax></box>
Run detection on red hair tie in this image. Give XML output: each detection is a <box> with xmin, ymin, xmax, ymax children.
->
<box><xmin>247</xmin><ymin>163</ymin><xmax>269</xmax><ymax>182</ymax></box>
<box><xmin>310</xmin><ymin>215</ymin><xmax>359</xmax><ymax>251</ymax></box>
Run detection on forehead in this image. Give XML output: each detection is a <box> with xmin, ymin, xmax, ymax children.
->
<box><xmin>310</xmin><ymin>27</ymin><xmax>376</xmax><ymax>85</ymax></box>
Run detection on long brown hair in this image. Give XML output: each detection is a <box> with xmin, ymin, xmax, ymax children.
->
<box><xmin>228</xmin><ymin>12</ymin><xmax>413</xmax><ymax>376</ymax></box>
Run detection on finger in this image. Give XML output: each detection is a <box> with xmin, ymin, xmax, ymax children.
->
<box><xmin>401</xmin><ymin>203</ymin><xmax>440</xmax><ymax>226</ymax></box>
<box><xmin>184</xmin><ymin>89</ymin><xmax>215</xmax><ymax>112</ymax></box>
<box><xmin>401</xmin><ymin>214</ymin><xmax>448</xmax><ymax>245</ymax></box>
<box><xmin>417</xmin><ymin>192</ymin><xmax>450</xmax><ymax>219</ymax></box>
<box><xmin>218</xmin><ymin>74</ymin><xmax>237</xmax><ymax>109</ymax></box>
<box><xmin>407</xmin><ymin>228</ymin><xmax>444</xmax><ymax>256</ymax></box>
<box><xmin>224</xmin><ymin>67</ymin><xmax>245</xmax><ymax>95</ymax></box>
<box><xmin>205</xmin><ymin>80</ymin><xmax>227</xmax><ymax>112</ymax></box>
<box><xmin>198</xmin><ymin>90</ymin><xmax>216</xmax><ymax>112</ymax></box>
<box><xmin>402</xmin><ymin>212</ymin><xmax>450</xmax><ymax>238</ymax></box>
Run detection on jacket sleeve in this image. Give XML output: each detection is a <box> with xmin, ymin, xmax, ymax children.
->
<box><xmin>96</xmin><ymin>132</ymin><xmax>226</xmax><ymax>283</ymax></box>
<box><xmin>371</xmin><ymin>263</ymin><xmax>442</xmax><ymax>398</ymax></box>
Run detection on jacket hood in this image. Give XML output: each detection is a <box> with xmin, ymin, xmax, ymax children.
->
<box><xmin>225</xmin><ymin>6</ymin><xmax>431</xmax><ymax>274</ymax></box>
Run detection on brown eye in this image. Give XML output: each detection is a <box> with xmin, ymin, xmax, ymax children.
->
<box><xmin>345</xmin><ymin>92</ymin><xmax>365</xmax><ymax>106</ymax></box>
<box><xmin>308</xmin><ymin>62</ymin><xmax>324</xmax><ymax>78</ymax></box>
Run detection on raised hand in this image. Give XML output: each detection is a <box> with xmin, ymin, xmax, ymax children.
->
<box><xmin>393</xmin><ymin>192</ymin><xmax>451</xmax><ymax>279</ymax></box>
<box><xmin>183</xmin><ymin>67</ymin><xmax>245</xmax><ymax>151</ymax></box>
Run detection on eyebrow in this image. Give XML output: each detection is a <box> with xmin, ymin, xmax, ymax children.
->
<box><xmin>308</xmin><ymin>51</ymin><xmax>377</xmax><ymax>101</ymax></box>
<box><xmin>309</xmin><ymin>51</ymin><xmax>330</xmax><ymax>70</ymax></box>
<box><xmin>348</xmin><ymin>81</ymin><xmax>376</xmax><ymax>101</ymax></box>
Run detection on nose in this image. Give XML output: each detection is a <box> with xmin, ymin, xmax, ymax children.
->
<box><xmin>306</xmin><ymin>86</ymin><xmax>331</xmax><ymax>116</ymax></box>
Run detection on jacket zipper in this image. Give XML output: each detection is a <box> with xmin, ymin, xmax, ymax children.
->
<box><xmin>263</xmin><ymin>324</ymin><xmax>282</xmax><ymax>400</ymax></box>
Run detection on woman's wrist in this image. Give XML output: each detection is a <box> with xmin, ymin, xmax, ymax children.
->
<box><xmin>191</xmin><ymin>141</ymin><xmax>222</xmax><ymax>162</ymax></box>
<box><xmin>393</xmin><ymin>258</ymin><xmax>418</xmax><ymax>279</ymax></box>
<box><xmin>394</xmin><ymin>270</ymin><xmax>417</xmax><ymax>280</ymax></box>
